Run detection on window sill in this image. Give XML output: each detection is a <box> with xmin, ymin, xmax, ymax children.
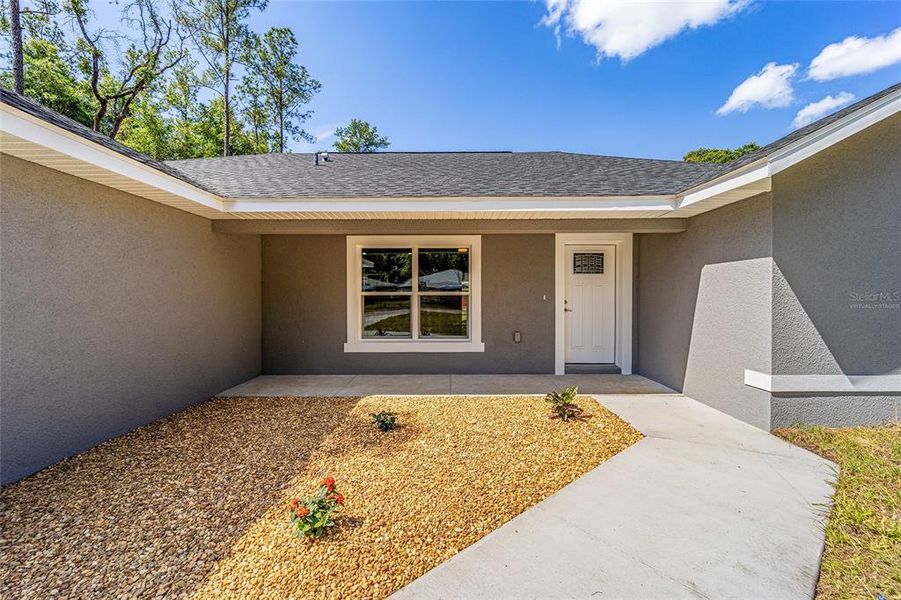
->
<box><xmin>343</xmin><ymin>340</ymin><xmax>486</xmax><ymax>353</ymax></box>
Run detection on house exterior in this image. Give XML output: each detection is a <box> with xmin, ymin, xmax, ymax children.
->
<box><xmin>1</xmin><ymin>84</ymin><xmax>899</xmax><ymax>484</ymax></box>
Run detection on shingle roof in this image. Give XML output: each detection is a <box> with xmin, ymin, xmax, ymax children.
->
<box><xmin>0</xmin><ymin>88</ymin><xmax>215</xmax><ymax>193</ymax></box>
<box><xmin>3</xmin><ymin>82</ymin><xmax>898</xmax><ymax>200</ymax></box>
<box><xmin>679</xmin><ymin>81</ymin><xmax>901</xmax><ymax>190</ymax></box>
<box><xmin>166</xmin><ymin>152</ymin><xmax>720</xmax><ymax>198</ymax></box>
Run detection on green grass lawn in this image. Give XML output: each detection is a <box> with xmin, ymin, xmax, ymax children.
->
<box><xmin>775</xmin><ymin>423</ymin><xmax>900</xmax><ymax>600</ymax></box>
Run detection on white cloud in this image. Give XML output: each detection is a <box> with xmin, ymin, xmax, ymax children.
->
<box><xmin>791</xmin><ymin>92</ymin><xmax>856</xmax><ymax>129</ymax></box>
<box><xmin>716</xmin><ymin>62</ymin><xmax>798</xmax><ymax>115</ymax></box>
<box><xmin>541</xmin><ymin>0</ymin><xmax>750</xmax><ymax>61</ymax></box>
<box><xmin>808</xmin><ymin>28</ymin><xmax>901</xmax><ymax>81</ymax></box>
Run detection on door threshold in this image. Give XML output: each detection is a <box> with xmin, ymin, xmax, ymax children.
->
<box><xmin>564</xmin><ymin>363</ymin><xmax>622</xmax><ymax>375</ymax></box>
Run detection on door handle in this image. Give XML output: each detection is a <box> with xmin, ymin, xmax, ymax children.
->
<box><xmin>564</xmin><ymin>308</ymin><xmax>573</xmax><ymax>312</ymax></box>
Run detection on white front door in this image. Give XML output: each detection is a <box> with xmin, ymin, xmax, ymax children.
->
<box><xmin>565</xmin><ymin>245</ymin><xmax>615</xmax><ymax>364</ymax></box>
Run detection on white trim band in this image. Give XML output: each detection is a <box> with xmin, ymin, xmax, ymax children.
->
<box><xmin>744</xmin><ymin>369</ymin><xmax>901</xmax><ymax>393</ymax></box>
<box><xmin>343</xmin><ymin>340</ymin><xmax>486</xmax><ymax>353</ymax></box>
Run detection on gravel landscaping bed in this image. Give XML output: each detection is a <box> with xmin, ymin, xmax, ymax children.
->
<box><xmin>1</xmin><ymin>394</ymin><xmax>641</xmax><ymax>599</ymax></box>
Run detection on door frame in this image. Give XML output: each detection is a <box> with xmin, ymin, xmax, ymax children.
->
<box><xmin>554</xmin><ymin>233</ymin><xmax>633</xmax><ymax>375</ymax></box>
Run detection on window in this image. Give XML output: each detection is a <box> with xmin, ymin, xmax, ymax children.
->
<box><xmin>573</xmin><ymin>252</ymin><xmax>604</xmax><ymax>274</ymax></box>
<box><xmin>345</xmin><ymin>236</ymin><xmax>483</xmax><ymax>352</ymax></box>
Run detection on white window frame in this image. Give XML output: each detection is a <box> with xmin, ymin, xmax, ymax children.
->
<box><xmin>344</xmin><ymin>235</ymin><xmax>484</xmax><ymax>353</ymax></box>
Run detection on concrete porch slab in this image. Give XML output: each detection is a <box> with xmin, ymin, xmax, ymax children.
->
<box><xmin>393</xmin><ymin>394</ymin><xmax>836</xmax><ymax>600</ymax></box>
<box><xmin>216</xmin><ymin>374</ymin><xmax>357</xmax><ymax>397</ymax></box>
<box><xmin>217</xmin><ymin>374</ymin><xmax>673</xmax><ymax>397</ymax></box>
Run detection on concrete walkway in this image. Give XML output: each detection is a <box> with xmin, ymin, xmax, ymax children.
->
<box><xmin>218</xmin><ymin>374</ymin><xmax>673</xmax><ymax>397</ymax></box>
<box><xmin>394</xmin><ymin>394</ymin><xmax>836</xmax><ymax>600</ymax></box>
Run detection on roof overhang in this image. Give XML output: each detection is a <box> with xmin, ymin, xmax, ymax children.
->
<box><xmin>3</xmin><ymin>84</ymin><xmax>899</xmax><ymax>221</ymax></box>
<box><xmin>0</xmin><ymin>101</ymin><xmax>224</xmax><ymax>218</ymax></box>
<box><xmin>669</xmin><ymin>84</ymin><xmax>901</xmax><ymax>217</ymax></box>
<box><xmin>218</xmin><ymin>195</ymin><xmax>676</xmax><ymax>220</ymax></box>
<box><xmin>0</xmin><ymin>102</ymin><xmax>676</xmax><ymax>219</ymax></box>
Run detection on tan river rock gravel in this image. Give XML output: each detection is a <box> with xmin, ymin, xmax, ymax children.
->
<box><xmin>0</xmin><ymin>394</ymin><xmax>641</xmax><ymax>599</ymax></box>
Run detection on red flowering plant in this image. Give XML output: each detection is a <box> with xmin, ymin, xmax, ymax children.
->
<box><xmin>288</xmin><ymin>477</ymin><xmax>345</xmax><ymax>538</ymax></box>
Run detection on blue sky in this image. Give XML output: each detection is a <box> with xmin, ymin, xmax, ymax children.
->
<box><xmin>116</xmin><ymin>1</ymin><xmax>901</xmax><ymax>157</ymax></box>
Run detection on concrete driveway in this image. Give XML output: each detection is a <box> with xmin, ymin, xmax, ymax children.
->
<box><xmin>393</xmin><ymin>394</ymin><xmax>836</xmax><ymax>600</ymax></box>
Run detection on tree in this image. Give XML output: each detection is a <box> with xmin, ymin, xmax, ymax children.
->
<box><xmin>177</xmin><ymin>0</ymin><xmax>267</xmax><ymax>156</ymax></box>
<box><xmin>67</xmin><ymin>0</ymin><xmax>187</xmax><ymax>138</ymax></box>
<box><xmin>241</xmin><ymin>27</ymin><xmax>319</xmax><ymax>152</ymax></box>
<box><xmin>333</xmin><ymin>118</ymin><xmax>389</xmax><ymax>153</ymax></box>
<box><xmin>2</xmin><ymin>0</ymin><xmax>61</xmax><ymax>94</ymax></box>
<box><xmin>8</xmin><ymin>0</ymin><xmax>23</xmax><ymax>91</ymax></box>
<box><xmin>684</xmin><ymin>142</ymin><xmax>760</xmax><ymax>164</ymax></box>
<box><xmin>0</xmin><ymin>36</ymin><xmax>94</xmax><ymax>125</ymax></box>
<box><xmin>236</xmin><ymin>69</ymin><xmax>270</xmax><ymax>153</ymax></box>
<box><xmin>116</xmin><ymin>88</ymin><xmax>171</xmax><ymax>158</ymax></box>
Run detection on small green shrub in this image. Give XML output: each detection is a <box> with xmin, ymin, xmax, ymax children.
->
<box><xmin>288</xmin><ymin>477</ymin><xmax>344</xmax><ymax>539</ymax></box>
<box><xmin>370</xmin><ymin>411</ymin><xmax>397</xmax><ymax>432</ymax></box>
<box><xmin>545</xmin><ymin>386</ymin><xmax>585</xmax><ymax>421</ymax></box>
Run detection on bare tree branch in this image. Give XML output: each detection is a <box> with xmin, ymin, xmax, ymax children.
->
<box><xmin>66</xmin><ymin>0</ymin><xmax>186</xmax><ymax>138</ymax></box>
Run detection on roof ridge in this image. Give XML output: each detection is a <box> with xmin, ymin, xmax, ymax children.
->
<box><xmin>4</xmin><ymin>80</ymin><xmax>899</xmax><ymax>200</ymax></box>
<box><xmin>546</xmin><ymin>150</ymin><xmax>721</xmax><ymax>166</ymax></box>
<box><xmin>165</xmin><ymin>150</ymin><xmax>723</xmax><ymax>166</ymax></box>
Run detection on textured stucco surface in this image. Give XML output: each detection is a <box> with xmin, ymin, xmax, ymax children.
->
<box><xmin>772</xmin><ymin>112</ymin><xmax>900</xmax><ymax>377</ymax></box>
<box><xmin>637</xmin><ymin>194</ymin><xmax>774</xmax><ymax>429</ymax></box>
<box><xmin>262</xmin><ymin>234</ymin><xmax>555</xmax><ymax>374</ymax></box>
<box><xmin>771</xmin><ymin>394</ymin><xmax>901</xmax><ymax>428</ymax></box>
<box><xmin>767</xmin><ymin>113</ymin><xmax>901</xmax><ymax>427</ymax></box>
<box><xmin>0</xmin><ymin>155</ymin><xmax>262</xmax><ymax>484</ymax></box>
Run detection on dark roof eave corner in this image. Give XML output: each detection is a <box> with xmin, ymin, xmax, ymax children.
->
<box><xmin>0</xmin><ymin>87</ymin><xmax>216</xmax><ymax>194</ymax></box>
<box><xmin>679</xmin><ymin>80</ymin><xmax>901</xmax><ymax>193</ymax></box>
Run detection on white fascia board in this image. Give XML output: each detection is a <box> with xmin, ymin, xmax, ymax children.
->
<box><xmin>223</xmin><ymin>195</ymin><xmax>675</xmax><ymax>214</ymax></box>
<box><xmin>675</xmin><ymin>87</ymin><xmax>901</xmax><ymax>211</ymax></box>
<box><xmin>0</xmin><ymin>104</ymin><xmax>223</xmax><ymax>211</ymax></box>
<box><xmin>676</xmin><ymin>162</ymin><xmax>771</xmax><ymax>209</ymax></box>
<box><xmin>768</xmin><ymin>87</ymin><xmax>901</xmax><ymax>175</ymax></box>
<box><xmin>744</xmin><ymin>369</ymin><xmax>901</xmax><ymax>393</ymax></box>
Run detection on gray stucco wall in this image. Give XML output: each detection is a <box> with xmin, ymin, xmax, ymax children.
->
<box><xmin>637</xmin><ymin>114</ymin><xmax>900</xmax><ymax>430</ymax></box>
<box><xmin>0</xmin><ymin>155</ymin><xmax>262</xmax><ymax>484</ymax></box>
<box><xmin>262</xmin><ymin>234</ymin><xmax>556</xmax><ymax>374</ymax></box>
<box><xmin>637</xmin><ymin>194</ymin><xmax>774</xmax><ymax>429</ymax></box>
<box><xmin>769</xmin><ymin>112</ymin><xmax>901</xmax><ymax>427</ymax></box>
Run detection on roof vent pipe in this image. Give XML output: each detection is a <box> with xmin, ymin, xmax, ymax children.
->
<box><xmin>314</xmin><ymin>152</ymin><xmax>319</xmax><ymax>166</ymax></box>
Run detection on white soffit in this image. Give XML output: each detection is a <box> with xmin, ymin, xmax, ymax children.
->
<box><xmin>218</xmin><ymin>209</ymin><xmax>675</xmax><ymax>220</ymax></box>
<box><xmin>0</xmin><ymin>103</ymin><xmax>225</xmax><ymax>219</ymax></box>
<box><xmin>668</xmin><ymin>163</ymin><xmax>771</xmax><ymax>217</ymax></box>
<box><xmin>220</xmin><ymin>195</ymin><xmax>675</xmax><ymax>219</ymax></box>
